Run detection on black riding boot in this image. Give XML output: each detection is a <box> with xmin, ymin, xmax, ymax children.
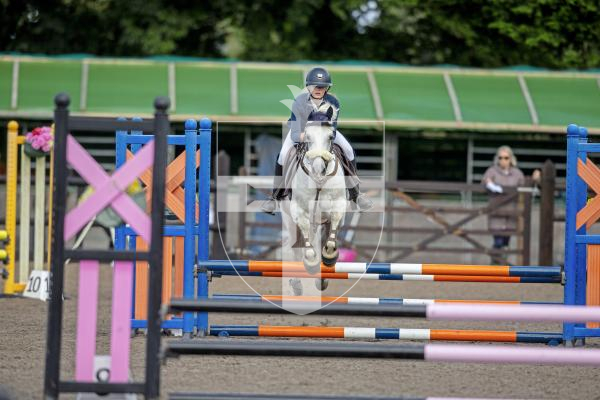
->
<box><xmin>347</xmin><ymin>159</ymin><xmax>373</xmax><ymax>212</ymax></box>
<box><xmin>261</xmin><ymin>162</ymin><xmax>287</xmax><ymax>215</ymax></box>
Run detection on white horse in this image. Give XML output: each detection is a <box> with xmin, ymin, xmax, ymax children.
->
<box><xmin>288</xmin><ymin>120</ymin><xmax>347</xmax><ymax>290</ymax></box>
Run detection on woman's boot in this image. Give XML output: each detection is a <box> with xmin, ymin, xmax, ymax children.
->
<box><xmin>346</xmin><ymin>159</ymin><xmax>373</xmax><ymax>212</ymax></box>
<box><xmin>261</xmin><ymin>162</ymin><xmax>287</xmax><ymax>215</ymax></box>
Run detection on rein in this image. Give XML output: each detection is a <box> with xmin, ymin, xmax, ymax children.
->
<box><xmin>311</xmin><ymin>188</ymin><xmax>322</xmax><ymax>226</ymax></box>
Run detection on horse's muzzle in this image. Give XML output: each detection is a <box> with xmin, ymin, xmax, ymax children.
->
<box><xmin>311</xmin><ymin>157</ymin><xmax>326</xmax><ymax>176</ymax></box>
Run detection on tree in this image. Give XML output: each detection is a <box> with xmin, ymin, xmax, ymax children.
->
<box><xmin>364</xmin><ymin>0</ymin><xmax>600</xmax><ymax>68</ymax></box>
<box><xmin>0</xmin><ymin>0</ymin><xmax>226</xmax><ymax>57</ymax></box>
<box><xmin>1</xmin><ymin>0</ymin><xmax>599</xmax><ymax>69</ymax></box>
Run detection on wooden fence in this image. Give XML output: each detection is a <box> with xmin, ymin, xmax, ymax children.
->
<box><xmin>214</xmin><ymin>152</ymin><xmax>561</xmax><ymax>266</ymax></box>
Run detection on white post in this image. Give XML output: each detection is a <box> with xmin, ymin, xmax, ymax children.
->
<box><xmin>34</xmin><ymin>157</ymin><xmax>46</xmax><ymax>269</ymax></box>
<box><xmin>19</xmin><ymin>147</ymin><xmax>31</xmax><ymax>283</ymax></box>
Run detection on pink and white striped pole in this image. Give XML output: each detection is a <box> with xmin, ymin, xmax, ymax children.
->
<box><xmin>425</xmin><ymin>344</ymin><xmax>600</xmax><ymax>366</ymax></box>
<box><xmin>427</xmin><ymin>303</ymin><xmax>600</xmax><ymax>323</ymax></box>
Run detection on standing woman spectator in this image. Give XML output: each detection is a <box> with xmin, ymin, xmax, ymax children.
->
<box><xmin>482</xmin><ymin>146</ymin><xmax>539</xmax><ymax>262</ymax></box>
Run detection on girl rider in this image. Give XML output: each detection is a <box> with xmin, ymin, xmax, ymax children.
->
<box><xmin>261</xmin><ymin>67</ymin><xmax>373</xmax><ymax>214</ymax></box>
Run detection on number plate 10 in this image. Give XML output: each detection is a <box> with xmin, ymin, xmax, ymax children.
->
<box><xmin>24</xmin><ymin>270</ymin><xmax>50</xmax><ymax>301</ymax></box>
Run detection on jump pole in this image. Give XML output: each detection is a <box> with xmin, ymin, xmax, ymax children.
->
<box><xmin>168</xmin><ymin>298</ymin><xmax>600</xmax><ymax>323</ymax></box>
<box><xmin>209</xmin><ymin>325</ymin><xmax>562</xmax><ymax>344</ymax></box>
<box><xmin>211</xmin><ymin>270</ymin><xmax>560</xmax><ymax>283</ymax></box>
<box><xmin>170</xmin><ymin>393</ymin><xmax>525</xmax><ymax>400</ymax></box>
<box><xmin>212</xmin><ymin>293</ymin><xmax>555</xmax><ymax>305</ymax></box>
<box><xmin>200</xmin><ymin>260</ymin><xmax>561</xmax><ymax>278</ymax></box>
<box><xmin>164</xmin><ymin>339</ymin><xmax>600</xmax><ymax>366</ymax></box>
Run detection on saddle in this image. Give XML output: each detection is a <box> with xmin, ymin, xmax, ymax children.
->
<box><xmin>279</xmin><ymin>143</ymin><xmax>360</xmax><ymax>199</ymax></box>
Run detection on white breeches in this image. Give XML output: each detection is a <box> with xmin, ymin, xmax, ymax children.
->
<box><xmin>277</xmin><ymin>130</ymin><xmax>354</xmax><ymax>165</ymax></box>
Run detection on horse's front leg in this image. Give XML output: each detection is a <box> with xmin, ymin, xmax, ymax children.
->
<box><xmin>296</xmin><ymin>209</ymin><xmax>320</xmax><ymax>274</ymax></box>
<box><xmin>321</xmin><ymin>203</ymin><xmax>345</xmax><ymax>266</ymax></box>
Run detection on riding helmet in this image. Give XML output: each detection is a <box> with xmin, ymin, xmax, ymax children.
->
<box><xmin>305</xmin><ymin>67</ymin><xmax>333</xmax><ymax>87</ymax></box>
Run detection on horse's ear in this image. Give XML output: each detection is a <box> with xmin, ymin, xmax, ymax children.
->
<box><xmin>326</xmin><ymin>106</ymin><xmax>334</xmax><ymax>120</ymax></box>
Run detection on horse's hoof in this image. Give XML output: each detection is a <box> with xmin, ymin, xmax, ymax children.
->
<box><xmin>305</xmin><ymin>247</ymin><xmax>316</xmax><ymax>259</ymax></box>
<box><xmin>289</xmin><ymin>278</ymin><xmax>303</xmax><ymax>296</ymax></box>
<box><xmin>303</xmin><ymin>247</ymin><xmax>321</xmax><ymax>274</ymax></box>
<box><xmin>303</xmin><ymin>254</ymin><xmax>321</xmax><ymax>274</ymax></box>
<box><xmin>321</xmin><ymin>245</ymin><xmax>339</xmax><ymax>266</ymax></box>
<box><xmin>315</xmin><ymin>279</ymin><xmax>329</xmax><ymax>291</ymax></box>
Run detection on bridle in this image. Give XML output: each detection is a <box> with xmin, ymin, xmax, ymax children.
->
<box><xmin>298</xmin><ymin>136</ymin><xmax>339</xmax><ymax>186</ymax></box>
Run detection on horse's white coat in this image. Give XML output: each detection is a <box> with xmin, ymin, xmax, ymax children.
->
<box><xmin>290</xmin><ymin>124</ymin><xmax>346</xmax><ymax>260</ymax></box>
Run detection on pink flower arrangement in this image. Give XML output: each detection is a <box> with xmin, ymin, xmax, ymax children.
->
<box><xmin>26</xmin><ymin>126</ymin><xmax>54</xmax><ymax>153</ymax></box>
